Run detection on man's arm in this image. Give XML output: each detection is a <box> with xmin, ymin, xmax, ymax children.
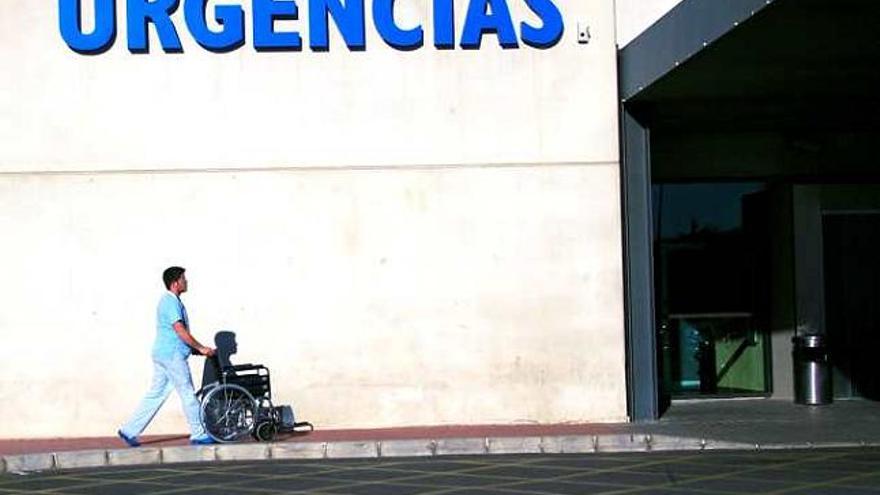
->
<box><xmin>172</xmin><ymin>321</ymin><xmax>216</xmax><ymax>356</ymax></box>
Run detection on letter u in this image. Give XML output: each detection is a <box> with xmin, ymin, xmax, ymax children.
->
<box><xmin>59</xmin><ymin>0</ymin><xmax>117</xmax><ymax>54</ymax></box>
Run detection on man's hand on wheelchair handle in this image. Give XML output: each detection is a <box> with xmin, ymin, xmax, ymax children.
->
<box><xmin>172</xmin><ymin>322</ymin><xmax>216</xmax><ymax>357</ymax></box>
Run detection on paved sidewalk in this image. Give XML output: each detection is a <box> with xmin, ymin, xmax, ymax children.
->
<box><xmin>2</xmin><ymin>399</ymin><xmax>880</xmax><ymax>473</ymax></box>
<box><xmin>4</xmin><ymin>448</ymin><xmax>880</xmax><ymax>494</ymax></box>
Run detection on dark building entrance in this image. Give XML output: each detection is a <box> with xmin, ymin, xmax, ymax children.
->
<box><xmin>824</xmin><ymin>212</ymin><xmax>880</xmax><ymax>400</ymax></box>
<box><xmin>619</xmin><ymin>0</ymin><xmax>880</xmax><ymax>420</ymax></box>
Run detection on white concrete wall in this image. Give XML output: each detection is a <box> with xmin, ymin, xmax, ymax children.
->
<box><xmin>0</xmin><ymin>0</ymin><xmax>626</xmax><ymax>438</ymax></box>
<box><xmin>2</xmin><ymin>1</ymin><xmax>616</xmax><ymax>171</ymax></box>
<box><xmin>615</xmin><ymin>0</ymin><xmax>684</xmax><ymax>47</ymax></box>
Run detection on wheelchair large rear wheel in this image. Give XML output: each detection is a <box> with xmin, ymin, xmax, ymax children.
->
<box><xmin>200</xmin><ymin>384</ymin><xmax>257</xmax><ymax>443</ymax></box>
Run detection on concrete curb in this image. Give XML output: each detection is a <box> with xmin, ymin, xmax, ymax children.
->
<box><xmin>2</xmin><ymin>435</ymin><xmax>877</xmax><ymax>474</ymax></box>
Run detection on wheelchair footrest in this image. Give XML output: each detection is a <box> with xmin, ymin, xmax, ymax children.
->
<box><xmin>291</xmin><ymin>421</ymin><xmax>315</xmax><ymax>432</ymax></box>
<box><xmin>274</xmin><ymin>405</ymin><xmax>314</xmax><ymax>432</ymax></box>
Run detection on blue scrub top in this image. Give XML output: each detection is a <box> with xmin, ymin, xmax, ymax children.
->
<box><xmin>152</xmin><ymin>292</ymin><xmax>191</xmax><ymax>359</ymax></box>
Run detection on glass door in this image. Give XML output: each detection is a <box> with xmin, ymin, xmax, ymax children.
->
<box><xmin>653</xmin><ymin>183</ymin><xmax>772</xmax><ymax>398</ymax></box>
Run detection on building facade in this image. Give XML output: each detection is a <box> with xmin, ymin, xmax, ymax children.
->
<box><xmin>1</xmin><ymin>0</ymin><xmax>628</xmax><ymax>438</ymax></box>
<box><xmin>3</xmin><ymin>0</ymin><xmax>876</xmax><ymax>439</ymax></box>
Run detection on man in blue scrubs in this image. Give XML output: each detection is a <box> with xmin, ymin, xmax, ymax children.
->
<box><xmin>118</xmin><ymin>266</ymin><xmax>217</xmax><ymax>446</ymax></box>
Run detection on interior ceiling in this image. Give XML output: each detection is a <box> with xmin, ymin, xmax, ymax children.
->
<box><xmin>626</xmin><ymin>0</ymin><xmax>880</xmax><ymax>131</ymax></box>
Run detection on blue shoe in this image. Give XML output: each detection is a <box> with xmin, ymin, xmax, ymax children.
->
<box><xmin>117</xmin><ymin>430</ymin><xmax>140</xmax><ymax>448</ymax></box>
<box><xmin>190</xmin><ymin>437</ymin><xmax>217</xmax><ymax>445</ymax></box>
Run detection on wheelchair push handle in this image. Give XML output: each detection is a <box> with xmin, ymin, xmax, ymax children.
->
<box><xmin>190</xmin><ymin>345</ymin><xmax>216</xmax><ymax>357</ymax></box>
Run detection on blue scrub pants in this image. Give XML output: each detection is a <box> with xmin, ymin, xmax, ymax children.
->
<box><xmin>120</xmin><ymin>355</ymin><xmax>208</xmax><ymax>440</ymax></box>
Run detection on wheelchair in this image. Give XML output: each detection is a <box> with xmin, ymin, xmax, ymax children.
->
<box><xmin>196</xmin><ymin>331</ymin><xmax>313</xmax><ymax>443</ymax></box>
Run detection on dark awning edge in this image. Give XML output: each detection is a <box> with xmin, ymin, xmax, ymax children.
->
<box><xmin>619</xmin><ymin>0</ymin><xmax>776</xmax><ymax>102</ymax></box>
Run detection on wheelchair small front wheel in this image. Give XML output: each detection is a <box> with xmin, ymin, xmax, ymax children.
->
<box><xmin>254</xmin><ymin>421</ymin><xmax>277</xmax><ymax>442</ymax></box>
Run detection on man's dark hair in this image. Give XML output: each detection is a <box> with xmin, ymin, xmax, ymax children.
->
<box><xmin>163</xmin><ymin>266</ymin><xmax>186</xmax><ymax>290</ymax></box>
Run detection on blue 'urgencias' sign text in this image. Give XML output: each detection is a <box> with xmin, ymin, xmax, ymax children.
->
<box><xmin>59</xmin><ymin>0</ymin><xmax>565</xmax><ymax>54</ymax></box>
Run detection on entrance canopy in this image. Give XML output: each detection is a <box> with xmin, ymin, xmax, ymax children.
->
<box><xmin>621</xmin><ymin>0</ymin><xmax>880</xmax><ymax>132</ymax></box>
<box><xmin>619</xmin><ymin>0</ymin><xmax>880</xmax><ymax>421</ymax></box>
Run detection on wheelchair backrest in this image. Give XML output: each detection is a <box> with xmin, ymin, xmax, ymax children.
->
<box><xmin>200</xmin><ymin>331</ymin><xmax>272</xmax><ymax>400</ymax></box>
<box><xmin>200</xmin><ymin>330</ymin><xmax>237</xmax><ymax>388</ymax></box>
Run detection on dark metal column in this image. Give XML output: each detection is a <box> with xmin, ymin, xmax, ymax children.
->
<box><xmin>621</xmin><ymin>108</ymin><xmax>659</xmax><ymax>422</ymax></box>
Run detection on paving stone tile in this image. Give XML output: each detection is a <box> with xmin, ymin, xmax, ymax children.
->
<box><xmin>537</xmin><ymin>436</ymin><xmax>564</xmax><ymax>454</ymax></box>
<box><xmin>271</xmin><ymin>441</ymin><xmax>326</xmax><ymax>459</ymax></box>
<box><xmin>54</xmin><ymin>450</ymin><xmax>108</xmax><ymax>470</ymax></box>
<box><xmin>647</xmin><ymin>435</ymin><xmax>705</xmax><ymax>452</ymax></box>
<box><xmin>554</xmin><ymin>435</ymin><xmax>595</xmax><ymax>454</ymax></box>
<box><xmin>436</xmin><ymin>438</ymin><xmax>488</xmax><ymax>456</ymax></box>
<box><xmin>326</xmin><ymin>441</ymin><xmax>379</xmax><ymax>459</ymax></box>
<box><xmin>703</xmin><ymin>440</ymin><xmax>754</xmax><ymax>450</ymax></box>
<box><xmin>2</xmin><ymin>453</ymin><xmax>55</xmax><ymax>473</ymax></box>
<box><xmin>215</xmin><ymin>443</ymin><xmax>269</xmax><ymax>461</ymax></box>
<box><xmin>597</xmin><ymin>434</ymin><xmax>642</xmax><ymax>453</ymax></box>
<box><xmin>106</xmin><ymin>448</ymin><xmax>162</xmax><ymax>467</ymax></box>
<box><xmin>161</xmin><ymin>446</ymin><xmax>216</xmax><ymax>465</ymax></box>
<box><xmin>487</xmin><ymin>437</ymin><xmax>542</xmax><ymax>455</ymax></box>
<box><xmin>380</xmin><ymin>439</ymin><xmax>434</xmax><ymax>458</ymax></box>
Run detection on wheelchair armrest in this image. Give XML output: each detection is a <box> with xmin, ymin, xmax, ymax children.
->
<box><xmin>222</xmin><ymin>364</ymin><xmax>267</xmax><ymax>372</ymax></box>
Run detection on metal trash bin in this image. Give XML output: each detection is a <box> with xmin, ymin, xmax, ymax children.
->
<box><xmin>792</xmin><ymin>334</ymin><xmax>832</xmax><ymax>405</ymax></box>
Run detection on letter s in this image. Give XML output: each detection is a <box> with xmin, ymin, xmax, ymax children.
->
<box><xmin>521</xmin><ymin>0</ymin><xmax>563</xmax><ymax>49</ymax></box>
